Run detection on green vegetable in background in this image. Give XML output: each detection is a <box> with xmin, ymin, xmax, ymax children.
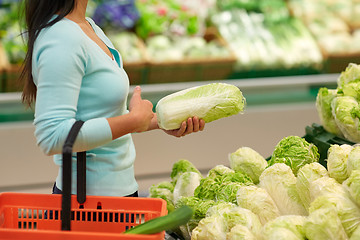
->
<box><xmin>170</xmin><ymin>159</ymin><xmax>202</xmax><ymax>185</ymax></box>
<box><xmin>194</xmin><ymin>171</ymin><xmax>253</xmax><ymax>203</ymax></box>
<box><xmin>262</xmin><ymin>215</ymin><xmax>307</xmax><ymax>240</ymax></box>
<box><xmin>309</xmin><ymin>194</ymin><xmax>360</xmax><ymax>237</ymax></box>
<box><xmin>350</xmin><ymin>225</ymin><xmax>360</xmax><ymax>240</ymax></box>
<box><xmin>156</xmin><ymin>83</ymin><xmax>246</xmax><ymax>130</ymax></box>
<box><xmin>308</xmin><ymin>176</ymin><xmax>347</xmax><ymax>202</ymax></box>
<box><xmin>229</xmin><ymin>146</ymin><xmax>268</xmax><ymax>184</ymax></box>
<box><xmin>347</xmin><ymin>146</ymin><xmax>360</xmax><ymax>174</ymax></box>
<box><xmin>343</xmin><ymin>170</ymin><xmax>360</xmax><ymax>207</ymax></box>
<box><xmin>259</xmin><ymin>163</ymin><xmax>307</xmax><ymax>216</ymax></box>
<box><xmin>174</xmin><ymin>196</ymin><xmax>219</xmax><ymax>239</ymax></box>
<box><xmin>149</xmin><ymin>182</ymin><xmax>175</xmax><ymax>213</ymax></box>
<box><xmin>331</xmin><ymin>96</ymin><xmax>360</xmax><ymax>143</ymax></box>
<box><xmin>236</xmin><ymin>185</ymin><xmax>280</xmax><ymax>225</ymax></box>
<box><xmin>226</xmin><ymin>224</ymin><xmax>257</xmax><ymax>240</ymax></box>
<box><xmin>193</xmin><ymin>202</ymin><xmax>262</xmax><ymax>239</ymax></box>
<box><xmin>337</xmin><ymin>63</ymin><xmax>360</xmax><ymax>91</ymax></box>
<box><xmin>316</xmin><ymin>87</ymin><xmax>343</xmax><ymax>137</ymax></box>
<box><xmin>222</xmin><ymin>206</ymin><xmax>262</xmax><ymax>237</ymax></box>
<box><xmin>296</xmin><ymin>162</ymin><xmax>328</xmax><ymax>211</ymax></box>
<box><xmin>173</xmin><ymin>171</ymin><xmax>202</xmax><ymax>204</ymax></box>
<box><xmin>327</xmin><ymin>144</ymin><xmax>353</xmax><ymax>183</ymax></box>
<box><xmin>207</xmin><ymin>165</ymin><xmax>234</xmax><ymax>178</ymax></box>
<box><xmin>343</xmin><ymin>81</ymin><xmax>360</xmax><ymax>102</ymax></box>
<box><xmin>191</xmin><ymin>214</ymin><xmax>227</xmax><ymax>240</ymax></box>
<box><xmin>268</xmin><ymin>136</ymin><xmax>320</xmax><ymax>175</ymax></box>
<box><xmin>304</xmin><ymin>207</ymin><xmax>348</xmax><ymax>240</ymax></box>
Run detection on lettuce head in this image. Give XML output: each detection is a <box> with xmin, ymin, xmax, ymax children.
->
<box><xmin>331</xmin><ymin>96</ymin><xmax>360</xmax><ymax>142</ymax></box>
<box><xmin>170</xmin><ymin>159</ymin><xmax>202</xmax><ymax>185</ymax></box>
<box><xmin>149</xmin><ymin>182</ymin><xmax>175</xmax><ymax>212</ymax></box>
<box><xmin>327</xmin><ymin>144</ymin><xmax>353</xmax><ymax>183</ymax></box>
<box><xmin>316</xmin><ymin>87</ymin><xmax>343</xmax><ymax>136</ymax></box>
<box><xmin>263</xmin><ymin>215</ymin><xmax>307</xmax><ymax>240</ymax></box>
<box><xmin>268</xmin><ymin>136</ymin><xmax>320</xmax><ymax>175</ymax></box>
<box><xmin>173</xmin><ymin>172</ymin><xmax>202</xmax><ymax>203</ymax></box>
<box><xmin>191</xmin><ymin>214</ymin><xmax>227</xmax><ymax>240</ymax></box>
<box><xmin>343</xmin><ymin>81</ymin><xmax>360</xmax><ymax>101</ymax></box>
<box><xmin>222</xmin><ymin>206</ymin><xmax>262</xmax><ymax>237</ymax></box>
<box><xmin>156</xmin><ymin>83</ymin><xmax>246</xmax><ymax>130</ymax></box>
<box><xmin>309</xmin><ymin>176</ymin><xmax>347</xmax><ymax>202</ymax></box>
<box><xmin>226</xmin><ymin>224</ymin><xmax>257</xmax><ymax>240</ymax></box>
<box><xmin>337</xmin><ymin>63</ymin><xmax>360</xmax><ymax>90</ymax></box>
<box><xmin>309</xmin><ymin>194</ymin><xmax>360</xmax><ymax>237</ymax></box>
<box><xmin>347</xmin><ymin>146</ymin><xmax>360</xmax><ymax>174</ymax></box>
<box><xmin>194</xmin><ymin>171</ymin><xmax>253</xmax><ymax>202</ymax></box>
<box><xmin>236</xmin><ymin>185</ymin><xmax>280</xmax><ymax>225</ymax></box>
<box><xmin>350</xmin><ymin>224</ymin><xmax>360</xmax><ymax>240</ymax></box>
<box><xmin>207</xmin><ymin>165</ymin><xmax>234</xmax><ymax>178</ymax></box>
<box><xmin>304</xmin><ymin>207</ymin><xmax>348</xmax><ymax>240</ymax></box>
<box><xmin>296</xmin><ymin>162</ymin><xmax>329</xmax><ymax>211</ymax></box>
<box><xmin>259</xmin><ymin>163</ymin><xmax>307</xmax><ymax>216</ymax></box>
<box><xmin>343</xmin><ymin>170</ymin><xmax>360</xmax><ymax>207</ymax></box>
<box><xmin>229</xmin><ymin>146</ymin><xmax>268</xmax><ymax>184</ymax></box>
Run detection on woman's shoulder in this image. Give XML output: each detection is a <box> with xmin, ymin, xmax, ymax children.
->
<box><xmin>37</xmin><ymin>17</ymin><xmax>86</xmax><ymax>46</ymax></box>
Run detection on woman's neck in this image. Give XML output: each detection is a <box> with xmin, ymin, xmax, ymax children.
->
<box><xmin>65</xmin><ymin>0</ymin><xmax>88</xmax><ymax>23</ymax></box>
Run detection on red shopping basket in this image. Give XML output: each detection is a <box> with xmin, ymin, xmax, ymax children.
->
<box><xmin>0</xmin><ymin>121</ymin><xmax>167</xmax><ymax>239</ymax></box>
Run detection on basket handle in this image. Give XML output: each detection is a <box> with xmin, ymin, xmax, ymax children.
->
<box><xmin>61</xmin><ymin>120</ymin><xmax>86</xmax><ymax>231</ymax></box>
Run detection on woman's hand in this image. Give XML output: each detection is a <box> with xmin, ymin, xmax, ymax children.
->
<box><xmin>163</xmin><ymin>116</ymin><xmax>205</xmax><ymax>137</ymax></box>
<box><xmin>128</xmin><ymin>86</ymin><xmax>154</xmax><ymax>133</ymax></box>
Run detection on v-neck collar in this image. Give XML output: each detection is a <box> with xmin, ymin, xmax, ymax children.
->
<box><xmin>62</xmin><ymin>16</ymin><xmax>122</xmax><ymax>68</ymax></box>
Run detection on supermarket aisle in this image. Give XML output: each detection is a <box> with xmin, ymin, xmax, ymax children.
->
<box><xmin>0</xmin><ymin>102</ymin><xmax>319</xmax><ymax>195</ymax></box>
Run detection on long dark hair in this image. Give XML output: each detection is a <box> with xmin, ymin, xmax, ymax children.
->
<box><xmin>20</xmin><ymin>0</ymin><xmax>75</xmax><ymax>107</ymax></box>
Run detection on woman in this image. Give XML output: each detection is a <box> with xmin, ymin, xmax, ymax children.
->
<box><xmin>20</xmin><ymin>0</ymin><xmax>205</xmax><ymax>197</ymax></box>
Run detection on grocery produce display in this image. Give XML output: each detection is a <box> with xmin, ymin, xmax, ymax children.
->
<box><xmin>149</xmin><ymin>136</ymin><xmax>360</xmax><ymax>239</ymax></box>
<box><xmin>1</xmin><ymin>0</ymin><xmax>360</xmax><ymax>91</ymax></box>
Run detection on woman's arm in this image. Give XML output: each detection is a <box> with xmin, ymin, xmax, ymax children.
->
<box><xmin>107</xmin><ymin>86</ymin><xmax>154</xmax><ymax>140</ymax></box>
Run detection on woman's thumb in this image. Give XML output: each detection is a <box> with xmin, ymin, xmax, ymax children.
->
<box><xmin>132</xmin><ymin>86</ymin><xmax>142</xmax><ymax>99</ymax></box>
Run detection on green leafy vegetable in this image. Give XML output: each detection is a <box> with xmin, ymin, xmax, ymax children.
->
<box><xmin>304</xmin><ymin>207</ymin><xmax>348</xmax><ymax>240</ymax></box>
<box><xmin>263</xmin><ymin>215</ymin><xmax>307</xmax><ymax>240</ymax></box>
<box><xmin>327</xmin><ymin>144</ymin><xmax>353</xmax><ymax>183</ymax></box>
<box><xmin>226</xmin><ymin>224</ymin><xmax>257</xmax><ymax>240</ymax></box>
<box><xmin>347</xmin><ymin>146</ymin><xmax>360</xmax><ymax>174</ymax></box>
<box><xmin>173</xmin><ymin>172</ymin><xmax>202</xmax><ymax>203</ymax></box>
<box><xmin>149</xmin><ymin>182</ymin><xmax>175</xmax><ymax>213</ymax></box>
<box><xmin>170</xmin><ymin>159</ymin><xmax>202</xmax><ymax>185</ymax></box>
<box><xmin>236</xmin><ymin>185</ymin><xmax>280</xmax><ymax>225</ymax></box>
<box><xmin>343</xmin><ymin>170</ymin><xmax>360</xmax><ymax>207</ymax></box>
<box><xmin>229</xmin><ymin>146</ymin><xmax>268</xmax><ymax>184</ymax></box>
<box><xmin>194</xmin><ymin>171</ymin><xmax>253</xmax><ymax>203</ymax></box>
<box><xmin>156</xmin><ymin>83</ymin><xmax>246</xmax><ymax>130</ymax></box>
<box><xmin>268</xmin><ymin>136</ymin><xmax>320</xmax><ymax>175</ymax></box>
<box><xmin>316</xmin><ymin>87</ymin><xmax>343</xmax><ymax>136</ymax></box>
<box><xmin>259</xmin><ymin>163</ymin><xmax>307</xmax><ymax>216</ymax></box>
<box><xmin>331</xmin><ymin>96</ymin><xmax>360</xmax><ymax>142</ymax></box>
<box><xmin>337</xmin><ymin>63</ymin><xmax>360</xmax><ymax>90</ymax></box>
<box><xmin>309</xmin><ymin>194</ymin><xmax>360</xmax><ymax>237</ymax></box>
<box><xmin>296</xmin><ymin>162</ymin><xmax>328</xmax><ymax>211</ymax></box>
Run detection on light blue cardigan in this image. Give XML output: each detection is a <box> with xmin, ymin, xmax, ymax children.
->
<box><xmin>32</xmin><ymin>17</ymin><xmax>138</xmax><ymax>196</ymax></box>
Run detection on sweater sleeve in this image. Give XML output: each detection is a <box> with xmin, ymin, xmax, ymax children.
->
<box><xmin>32</xmin><ymin>25</ymin><xmax>113</xmax><ymax>155</ymax></box>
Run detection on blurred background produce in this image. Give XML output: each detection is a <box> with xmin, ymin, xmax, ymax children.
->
<box><xmin>2</xmin><ymin>0</ymin><xmax>360</xmax><ymax>90</ymax></box>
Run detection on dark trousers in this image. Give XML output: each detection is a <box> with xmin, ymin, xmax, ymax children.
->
<box><xmin>52</xmin><ymin>183</ymin><xmax>139</xmax><ymax>197</ymax></box>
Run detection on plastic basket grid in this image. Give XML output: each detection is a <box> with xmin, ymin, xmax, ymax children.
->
<box><xmin>0</xmin><ymin>192</ymin><xmax>167</xmax><ymax>240</ymax></box>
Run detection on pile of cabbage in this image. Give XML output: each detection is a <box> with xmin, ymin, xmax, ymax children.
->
<box><xmin>149</xmin><ymin>135</ymin><xmax>360</xmax><ymax>239</ymax></box>
<box><xmin>316</xmin><ymin>63</ymin><xmax>360</xmax><ymax>143</ymax></box>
